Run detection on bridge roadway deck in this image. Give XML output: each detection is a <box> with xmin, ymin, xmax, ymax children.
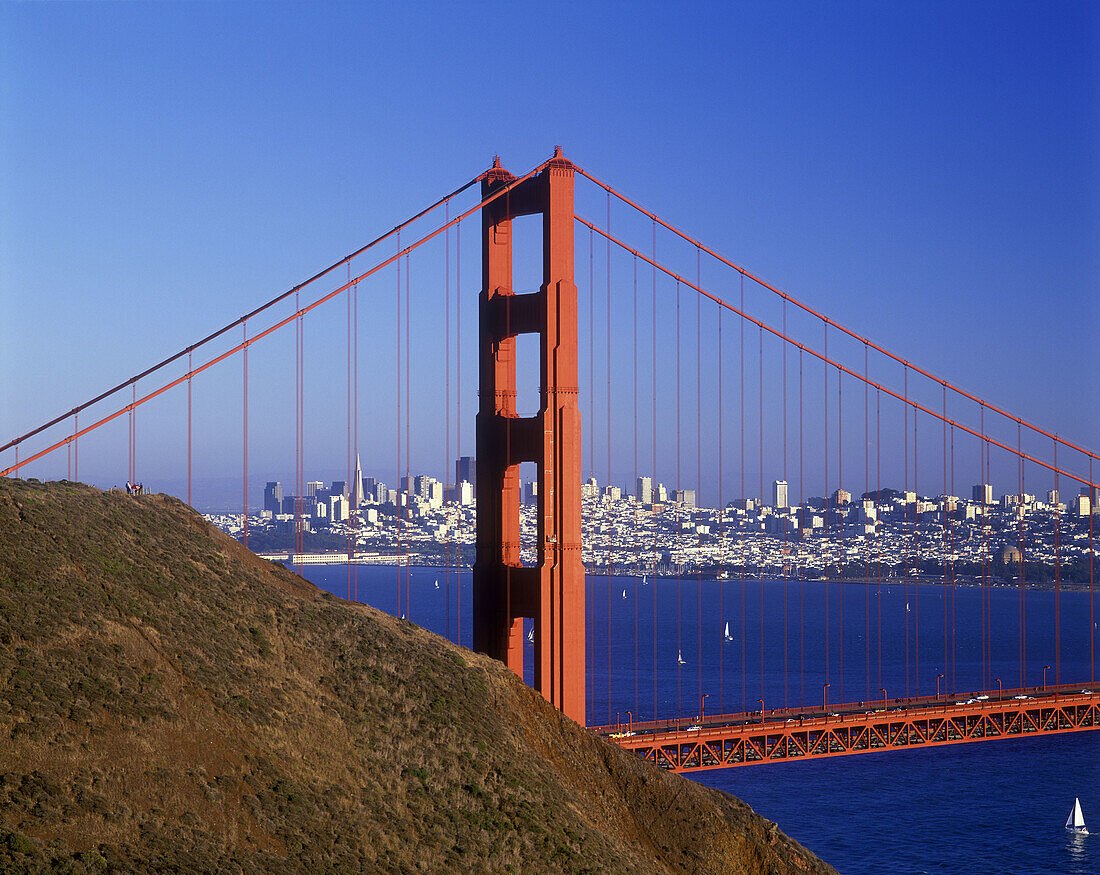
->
<box><xmin>593</xmin><ymin>684</ymin><xmax>1100</xmax><ymax>773</ymax></box>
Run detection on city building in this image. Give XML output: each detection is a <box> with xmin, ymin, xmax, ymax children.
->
<box><xmin>637</xmin><ymin>476</ymin><xmax>653</xmax><ymax>505</ymax></box>
<box><xmin>525</xmin><ymin>480</ymin><xmax>539</xmax><ymax>506</ymax></box>
<box><xmin>773</xmin><ymin>479</ymin><xmax>788</xmax><ymax>509</ymax></box>
<box><xmin>972</xmin><ymin>483</ymin><xmax>993</xmax><ymax>505</ymax></box>
<box><xmin>456</xmin><ymin>456</ymin><xmax>475</xmax><ymax>497</ymax></box>
<box><xmin>264</xmin><ymin>481</ymin><xmax>283</xmax><ymax>514</ymax></box>
<box><xmin>351</xmin><ymin>452</ymin><xmax>364</xmax><ymax>508</ymax></box>
<box><xmin>329</xmin><ymin>494</ymin><xmax>349</xmax><ymax>522</ymax></box>
<box><xmin>306</xmin><ymin>480</ymin><xmax>324</xmax><ymax>498</ymax></box>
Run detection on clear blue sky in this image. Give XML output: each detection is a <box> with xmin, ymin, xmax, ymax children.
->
<box><xmin>2</xmin><ymin>1</ymin><xmax>1096</xmax><ymax>504</ymax></box>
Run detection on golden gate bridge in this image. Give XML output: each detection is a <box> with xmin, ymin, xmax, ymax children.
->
<box><xmin>3</xmin><ymin>147</ymin><xmax>1097</xmax><ymax>771</ymax></box>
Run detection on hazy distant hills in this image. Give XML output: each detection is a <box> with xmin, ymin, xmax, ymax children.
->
<box><xmin>0</xmin><ymin>478</ymin><xmax>835</xmax><ymax>873</ymax></box>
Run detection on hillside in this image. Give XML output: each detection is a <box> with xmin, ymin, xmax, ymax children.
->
<box><xmin>0</xmin><ymin>478</ymin><xmax>836</xmax><ymax>873</ymax></box>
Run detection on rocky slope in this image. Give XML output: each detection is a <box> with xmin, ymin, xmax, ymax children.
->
<box><xmin>0</xmin><ymin>478</ymin><xmax>836</xmax><ymax>873</ymax></box>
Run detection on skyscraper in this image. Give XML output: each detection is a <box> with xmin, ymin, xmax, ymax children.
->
<box><xmin>456</xmin><ymin>456</ymin><xmax>476</xmax><ymax>497</ymax></box>
<box><xmin>772</xmin><ymin>479</ymin><xmax>788</xmax><ymax>509</ymax></box>
<box><xmin>636</xmin><ymin>476</ymin><xmax>652</xmax><ymax>505</ymax></box>
<box><xmin>972</xmin><ymin>483</ymin><xmax>993</xmax><ymax>505</ymax></box>
<box><xmin>351</xmin><ymin>452</ymin><xmax>364</xmax><ymax>508</ymax></box>
<box><xmin>264</xmin><ymin>481</ymin><xmax>283</xmax><ymax>513</ymax></box>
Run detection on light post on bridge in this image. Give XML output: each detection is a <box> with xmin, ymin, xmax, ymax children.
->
<box><xmin>936</xmin><ymin>673</ymin><xmax>944</xmax><ymax>698</ymax></box>
<box><xmin>880</xmin><ymin>688</ymin><xmax>887</xmax><ymax>712</ymax></box>
<box><xmin>823</xmin><ymin>682</ymin><xmax>830</xmax><ymax>712</ymax></box>
<box><xmin>1043</xmin><ymin>665</ymin><xmax>1051</xmax><ymax>690</ymax></box>
<box><xmin>626</xmin><ymin>711</ymin><xmax>632</xmax><ymax>734</ymax></box>
<box><xmin>700</xmin><ymin>693</ymin><xmax>709</xmax><ymax>725</ymax></box>
<box><xmin>758</xmin><ymin>698</ymin><xmax>765</xmax><ymax>725</ymax></box>
<box><xmin>995</xmin><ymin>678</ymin><xmax>1002</xmax><ymax>698</ymax></box>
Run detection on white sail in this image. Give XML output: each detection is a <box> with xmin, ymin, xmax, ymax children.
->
<box><xmin>527</xmin><ymin>628</ymin><xmax>535</xmax><ymax>644</ymax></box>
<box><xmin>622</xmin><ymin>588</ymin><xmax>627</xmax><ymax>598</ymax></box>
<box><xmin>1066</xmin><ymin>797</ymin><xmax>1087</xmax><ymax>832</ymax></box>
<box><xmin>724</xmin><ymin>621</ymin><xmax>732</xmax><ymax>641</ymax></box>
<box><xmin>677</xmin><ymin>649</ymin><xmax>686</xmax><ymax>665</ymax></box>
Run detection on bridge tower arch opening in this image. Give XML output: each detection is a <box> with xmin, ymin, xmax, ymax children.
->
<box><xmin>473</xmin><ymin>148</ymin><xmax>586</xmax><ymax>725</ymax></box>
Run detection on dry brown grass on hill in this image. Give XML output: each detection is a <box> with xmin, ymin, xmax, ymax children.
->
<box><xmin>0</xmin><ymin>477</ymin><xmax>836</xmax><ymax>873</ymax></box>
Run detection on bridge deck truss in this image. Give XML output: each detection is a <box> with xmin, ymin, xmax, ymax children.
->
<box><xmin>599</xmin><ymin>690</ymin><xmax>1099</xmax><ymax>773</ymax></box>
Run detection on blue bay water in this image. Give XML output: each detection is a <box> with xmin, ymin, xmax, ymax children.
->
<box><xmin>300</xmin><ymin>563</ymin><xmax>1099</xmax><ymax>874</ymax></box>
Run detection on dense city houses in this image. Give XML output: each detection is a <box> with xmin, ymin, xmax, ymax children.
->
<box><xmin>204</xmin><ymin>454</ymin><xmax>1098</xmax><ymax>585</ymax></box>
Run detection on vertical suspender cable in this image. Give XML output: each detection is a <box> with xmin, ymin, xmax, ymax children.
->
<box><xmin>697</xmin><ymin>249</ymin><xmax>703</xmax><ymax>714</ymax></box>
<box><xmin>74</xmin><ymin>413</ymin><xmax>78</xmax><ymax>483</ymax></box>
<box><xmin>1018</xmin><ymin>423</ymin><xmax>1025</xmax><ymax>686</ymax></box>
<box><xmin>129</xmin><ymin>382</ymin><xmax>134</xmax><ymax>485</ymax></box>
<box><xmin>295</xmin><ymin>290</ymin><xmax>302</xmax><ymax>573</ymax></box>
<box><xmin>445</xmin><ymin>209</ymin><xmax>451</xmax><ymax>640</ymax></box>
<box><xmin>243</xmin><ymin>323</ymin><xmax>248</xmax><ymax>550</ymax></box>
<box><xmin>903</xmin><ymin>366</ymin><xmax>910</xmax><ymax>696</ymax></box>
<box><xmin>946</xmin><ymin>422</ymin><xmax>954</xmax><ymax>691</ymax></box>
<box><xmin>1054</xmin><ymin>436</ymin><xmax>1060</xmax><ymax>685</ymax></box>
<box><xmin>799</xmin><ymin>348</ymin><xmax>805</xmax><ymax>707</ymax></box>
<box><xmin>347</xmin><ymin>266</ymin><xmax>353</xmax><ymax>599</ymax></box>
<box><xmin>876</xmin><ymin>388</ymin><xmax>882</xmax><ymax>694</ymax></box>
<box><xmin>187</xmin><ymin>352</ymin><xmax>192</xmax><ymax>506</ymax></box>
<box><xmin>606</xmin><ymin>192</ymin><xmax>612</xmax><ymax>724</ymax></box>
<box><xmin>943</xmin><ymin>387</ymin><xmax>949</xmax><ymax>689</ymax></box>
<box><xmin>718</xmin><ymin>303</ymin><xmax>724</xmax><ymax>714</ymax></box>
<box><xmin>837</xmin><ymin>362</ymin><xmax>843</xmax><ymax>702</ymax></box>
<box><xmin>980</xmin><ymin>405</ymin><xmax>987</xmax><ymax>688</ymax></box>
<box><xmin>405</xmin><ymin>252</ymin><xmax>411</xmax><ymax>620</ymax></box>
<box><xmin>353</xmin><ymin>272</ymin><xmax>359</xmax><ymax>603</ymax></box>
<box><xmin>759</xmin><ymin>326</ymin><xmax>765</xmax><ymax>707</ymax></box>
<box><xmin>456</xmin><ymin>219</ymin><xmax>462</xmax><ymax>643</ymax></box>
<box><xmin>783</xmin><ymin>303</ymin><xmax>789</xmax><ymax>709</ymax></box>
<box><xmin>675</xmin><ymin>277</ymin><xmax>682</xmax><ymax>718</ymax></box>
<box><xmin>633</xmin><ymin>254</ymin><xmax>639</xmax><ymax>719</ymax></box>
<box><xmin>652</xmin><ymin>221</ymin><xmax>658</xmax><ymax>720</ymax></box>
<box><xmin>396</xmin><ymin>235</ymin><xmax>402</xmax><ymax>614</ymax></box>
<box><xmin>987</xmin><ymin>415</ymin><xmax>995</xmax><ymax>688</ymax></box>
<box><xmin>740</xmin><ymin>274</ymin><xmax>746</xmax><ymax>713</ymax></box>
<box><xmin>824</xmin><ymin>326</ymin><xmax>830</xmax><ymax>691</ymax></box>
<box><xmin>914</xmin><ymin>406</ymin><xmax>920</xmax><ymax>693</ymax></box>
<box><xmin>864</xmin><ymin>344</ymin><xmax>870</xmax><ymax>703</ymax></box>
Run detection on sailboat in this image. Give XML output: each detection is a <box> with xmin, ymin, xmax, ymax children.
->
<box><xmin>527</xmin><ymin>628</ymin><xmax>535</xmax><ymax>644</ymax></box>
<box><xmin>621</xmin><ymin>588</ymin><xmax>627</xmax><ymax>599</ymax></box>
<box><xmin>1066</xmin><ymin>797</ymin><xmax>1088</xmax><ymax>834</ymax></box>
<box><xmin>677</xmin><ymin>649</ymin><xmax>686</xmax><ymax>665</ymax></box>
<box><xmin>724</xmin><ymin>621</ymin><xmax>733</xmax><ymax>642</ymax></box>
<box><xmin>434</xmin><ymin>579</ymin><xmax>439</xmax><ymax>590</ymax></box>
<box><xmin>642</xmin><ymin>574</ymin><xmax>648</xmax><ymax>585</ymax></box>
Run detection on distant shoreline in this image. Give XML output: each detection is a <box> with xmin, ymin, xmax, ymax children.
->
<box><xmin>257</xmin><ymin>552</ymin><xmax>1094</xmax><ymax>593</ymax></box>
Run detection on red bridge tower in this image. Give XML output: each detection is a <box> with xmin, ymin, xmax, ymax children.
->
<box><xmin>473</xmin><ymin>149</ymin><xmax>586</xmax><ymax>725</ymax></box>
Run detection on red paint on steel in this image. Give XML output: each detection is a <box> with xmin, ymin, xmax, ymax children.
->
<box><xmin>601</xmin><ymin>688</ymin><xmax>1100</xmax><ymax>773</ymax></box>
<box><xmin>473</xmin><ymin>150</ymin><xmax>586</xmax><ymax>725</ymax></box>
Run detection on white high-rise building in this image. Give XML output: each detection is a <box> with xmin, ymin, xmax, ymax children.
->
<box><xmin>636</xmin><ymin>476</ymin><xmax>653</xmax><ymax>505</ymax></box>
<box><xmin>773</xmin><ymin>479</ymin><xmax>789</xmax><ymax>509</ymax></box>
<box><xmin>329</xmin><ymin>494</ymin><xmax>349</xmax><ymax>522</ymax></box>
<box><xmin>351</xmin><ymin>452</ymin><xmax>364</xmax><ymax>508</ymax></box>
